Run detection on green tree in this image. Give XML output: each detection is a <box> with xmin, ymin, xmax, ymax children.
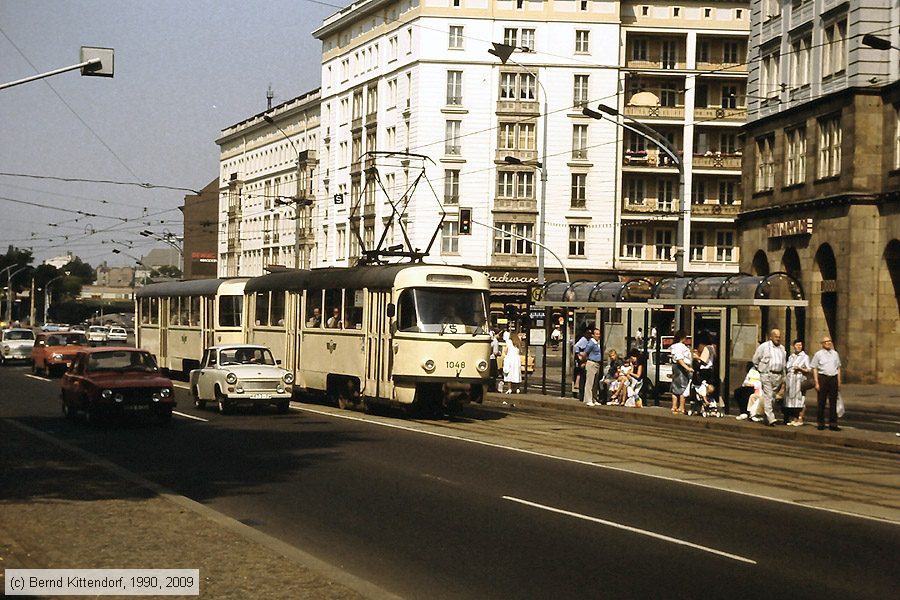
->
<box><xmin>151</xmin><ymin>265</ymin><xmax>182</xmax><ymax>279</ymax></box>
<box><xmin>62</xmin><ymin>257</ymin><xmax>95</xmax><ymax>284</ymax></box>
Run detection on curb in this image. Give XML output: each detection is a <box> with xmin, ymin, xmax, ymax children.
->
<box><xmin>483</xmin><ymin>393</ymin><xmax>900</xmax><ymax>455</ymax></box>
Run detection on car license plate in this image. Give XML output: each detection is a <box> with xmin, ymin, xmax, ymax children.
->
<box><xmin>124</xmin><ymin>404</ymin><xmax>149</xmax><ymax>411</ymax></box>
<box><xmin>249</xmin><ymin>394</ymin><xmax>271</xmax><ymax>400</ymax></box>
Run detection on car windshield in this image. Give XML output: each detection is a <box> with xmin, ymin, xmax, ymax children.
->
<box><xmin>47</xmin><ymin>334</ymin><xmax>88</xmax><ymax>346</ymax></box>
<box><xmin>89</xmin><ymin>326</ymin><xmax>108</xmax><ymax>332</ymax></box>
<box><xmin>218</xmin><ymin>347</ymin><xmax>276</xmax><ymax>366</ymax></box>
<box><xmin>5</xmin><ymin>330</ymin><xmax>34</xmax><ymax>341</ymax></box>
<box><xmin>397</xmin><ymin>288</ymin><xmax>489</xmax><ymax>334</ymax></box>
<box><xmin>85</xmin><ymin>350</ymin><xmax>157</xmax><ymax>372</ymax></box>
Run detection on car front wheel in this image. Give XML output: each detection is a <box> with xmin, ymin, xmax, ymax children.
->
<box><xmin>215</xmin><ymin>388</ymin><xmax>230</xmax><ymax>414</ymax></box>
<box><xmin>192</xmin><ymin>386</ymin><xmax>206</xmax><ymax>410</ymax></box>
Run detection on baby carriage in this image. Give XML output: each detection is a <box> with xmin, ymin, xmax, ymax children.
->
<box><xmin>690</xmin><ymin>380</ymin><xmax>721</xmax><ymax>417</ymax></box>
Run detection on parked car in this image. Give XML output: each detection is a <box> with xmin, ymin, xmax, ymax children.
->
<box><xmin>31</xmin><ymin>332</ymin><xmax>90</xmax><ymax>376</ymax></box>
<box><xmin>60</xmin><ymin>347</ymin><xmax>175</xmax><ymax>424</ymax></box>
<box><xmin>41</xmin><ymin>323</ymin><xmax>63</xmax><ymax>332</ymax></box>
<box><xmin>1</xmin><ymin>328</ymin><xmax>36</xmax><ymax>365</ymax></box>
<box><xmin>107</xmin><ymin>326</ymin><xmax>128</xmax><ymax>343</ymax></box>
<box><xmin>189</xmin><ymin>344</ymin><xmax>293</xmax><ymax>414</ymax></box>
<box><xmin>86</xmin><ymin>325</ymin><xmax>109</xmax><ymax>343</ymax></box>
<box><xmin>69</xmin><ymin>324</ymin><xmax>87</xmax><ymax>334</ymax></box>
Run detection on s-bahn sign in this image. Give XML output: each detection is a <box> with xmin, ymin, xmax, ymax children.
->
<box><xmin>767</xmin><ymin>218</ymin><xmax>813</xmax><ymax>238</ymax></box>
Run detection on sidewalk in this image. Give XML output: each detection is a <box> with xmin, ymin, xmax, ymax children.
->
<box><xmin>484</xmin><ymin>383</ymin><xmax>900</xmax><ymax>455</ymax></box>
<box><xmin>0</xmin><ymin>419</ymin><xmax>396</xmax><ymax>600</ymax></box>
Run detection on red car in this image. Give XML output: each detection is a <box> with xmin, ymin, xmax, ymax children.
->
<box><xmin>32</xmin><ymin>332</ymin><xmax>90</xmax><ymax>376</ymax></box>
<box><xmin>61</xmin><ymin>347</ymin><xmax>176</xmax><ymax>424</ymax></box>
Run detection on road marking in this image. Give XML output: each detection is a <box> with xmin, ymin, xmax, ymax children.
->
<box><xmin>173</xmin><ymin>411</ymin><xmax>208</xmax><ymax>422</ymax></box>
<box><xmin>503</xmin><ymin>496</ymin><xmax>757</xmax><ymax>564</ymax></box>
<box><xmin>173</xmin><ymin>382</ymin><xmax>190</xmax><ymax>390</ymax></box>
<box><xmin>295</xmin><ymin>405</ymin><xmax>900</xmax><ymax>526</ymax></box>
<box><xmin>873</xmin><ymin>419</ymin><xmax>900</xmax><ymax>425</ymax></box>
<box><xmin>24</xmin><ymin>374</ymin><xmax>50</xmax><ymax>382</ymax></box>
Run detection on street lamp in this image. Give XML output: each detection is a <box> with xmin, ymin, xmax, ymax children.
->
<box><xmin>0</xmin><ymin>46</ymin><xmax>114</xmax><ymax>91</ymax></box>
<box><xmin>582</xmin><ymin>103</ymin><xmax>689</xmax><ymax>278</ymax></box>
<box><xmin>489</xmin><ymin>42</ymin><xmax>550</xmax><ymax>286</ymax></box>
<box><xmin>862</xmin><ymin>34</ymin><xmax>899</xmax><ymax>51</ymax></box>
<box><xmin>263</xmin><ymin>114</ymin><xmax>312</xmax><ymax>269</ymax></box>
<box><xmin>5</xmin><ymin>266</ymin><xmax>29</xmax><ymax>325</ymax></box>
<box><xmin>43</xmin><ymin>275</ymin><xmax>67</xmax><ymax>326</ymax></box>
<box><xmin>139</xmin><ymin>230</ymin><xmax>183</xmax><ymax>270</ymax></box>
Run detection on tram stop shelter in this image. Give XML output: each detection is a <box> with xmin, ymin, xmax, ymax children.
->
<box><xmin>648</xmin><ymin>272</ymin><xmax>807</xmax><ymax>407</ymax></box>
<box><xmin>530</xmin><ymin>279</ymin><xmax>654</xmax><ymax>396</ymax></box>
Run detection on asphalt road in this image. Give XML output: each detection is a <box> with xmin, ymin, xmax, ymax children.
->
<box><xmin>2</xmin><ymin>363</ymin><xmax>898</xmax><ymax>599</ymax></box>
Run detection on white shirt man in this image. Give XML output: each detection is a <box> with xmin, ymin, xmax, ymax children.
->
<box><xmin>752</xmin><ymin>328</ymin><xmax>787</xmax><ymax>426</ymax></box>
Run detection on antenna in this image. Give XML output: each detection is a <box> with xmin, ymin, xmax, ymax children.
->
<box><xmin>266</xmin><ymin>84</ymin><xmax>274</xmax><ymax>111</ymax></box>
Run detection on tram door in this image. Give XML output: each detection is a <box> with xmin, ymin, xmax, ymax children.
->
<box><xmin>204</xmin><ymin>297</ymin><xmax>216</xmax><ymax>349</ymax></box>
<box><xmin>365</xmin><ymin>290</ymin><xmax>392</xmax><ymax>401</ymax></box>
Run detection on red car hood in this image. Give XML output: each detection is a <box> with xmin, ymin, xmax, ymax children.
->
<box><xmin>83</xmin><ymin>371</ymin><xmax>172</xmax><ymax>388</ymax></box>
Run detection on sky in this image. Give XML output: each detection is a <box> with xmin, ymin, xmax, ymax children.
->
<box><xmin>0</xmin><ymin>0</ymin><xmax>339</xmax><ymax>268</ymax></box>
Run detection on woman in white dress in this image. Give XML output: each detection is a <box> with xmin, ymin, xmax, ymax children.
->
<box><xmin>503</xmin><ymin>332</ymin><xmax>523</xmax><ymax>394</ymax></box>
<box><xmin>785</xmin><ymin>339</ymin><xmax>811</xmax><ymax>426</ymax></box>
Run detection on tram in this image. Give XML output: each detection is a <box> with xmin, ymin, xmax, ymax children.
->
<box><xmin>245</xmin><ymin>263</ymin><xmax>492</xmax><ymax>413</ymax></box>
<box><xmin>135</xmin><ymin>278</ymin><xmax>248</xmax><ymax>373</ymax></box>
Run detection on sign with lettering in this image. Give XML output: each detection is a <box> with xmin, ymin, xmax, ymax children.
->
<box><xmin>767</xmin><ymin>218</ymin><xmax>813</xmax><ymax>238</ymax></box>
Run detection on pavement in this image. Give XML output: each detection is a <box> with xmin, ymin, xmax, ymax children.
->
<box><xmin>2</xmin><ymin>384</ymin><xmax>899</xmax><ymax>599</ymax></box>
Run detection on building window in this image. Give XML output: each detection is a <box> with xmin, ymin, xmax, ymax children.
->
<box><xmin>721</xmin><ymin>85</ymin><xmax>738</xmax><ymax>109</ymax></box>
<box><xmin>498</xmin><ymin>171</ymin><xmax>515</xmax><ymax>197</ymax></box>
<box><xmin>716</xmin><ymin>231</ymin><xmax>735</xmax><ymax>262</ymax></box>
<box><xmin>494</xmin><ymin>222</ymin><xmax>534</xmax><ymax>255</ymax></box>
<box><xmin>818</xmin><ymin>115</ymin><xmax>841</xmax><ymax>178</ymax></box>
<box><xmin>521</xmin><ymin>29</ymin><xmax>535</xmax><ymax>50</ymax></box>
<box><xmin>568</xmin><ymin>225</ymin><xmax>586</xmax><ymax>257</ymax></box>
<box><xmin>497</xmin><ymin>171</ymin><xmax>533</xmax><ymax>199</ymax></box>
<box><xmin>446</xmin><ymin>70</ymin><xmax>463</xmax><ymax>105</ymax></box>
<box><xmin>571</xmin><ymin>173</ymin><xmax>586</xmax><ymax>208</ymax></box>
<box><xmin>696</xmin><ymin>41</ymin><xmax>709</xmax><ymax>63</ymax></box>
<box><xmin>572</xmin><ymin>125</ymin><xmax>588</xmax><ymax>159</ymax></box>
<box><xmin>625</xmin><ymin>178</ymin><xmax>645</xmax><ymax>205</ymax></box>
<box><xmin>655</xmin><ymin>229</ymin><xmax>674</xmax><ymax>260</ymax></box>
<box><xmin>718</xmin><ymin>180</ymin><xmax>737</xmax><ymax>204</ymax></box>
<box><xmin>387</xmin><ymin>79</ymin><xmax>397</xmax><ymax>107</ymax></box>
<box><xmin>657</xmin><ymin>180</ymin><xmax>675</xmax><ymax>211</ymax></box>
<box><xmin>822</xmin><ymin>19</ymin><xmax>846</xmax><ymax>78</ymax></box>
<box><xmin>790</xmin><ymin>35</ymin><xmax>811</xmax><ymax>88</ymax></box>
<box><xmin>761</xmin><ymin>51</ymin><xmax>780</xmax><ymax>98</ymax></box>
<box><xmin>444</xmin><ymin>169</ymin><xmax>460</xmax><ymax>204</ymax></box>
<box><xmin>755</xmin><ymin>136</ymin><xmax>775</xmax><ymax>191</ymax></box>
<box><xmin>445</xmin><ymin>120</ymin><xmax>461</xmax><ymax>155</ymax></box>
<box><xmin>449</xmin><ymin>25</ymin><xmax>464</xmax><ymax>49</ymax></box>
<box><xmin>764</xmin><ymin>0</ymin><xmax>781</xmax><ymax>19</ymax></box>
<box><xmin>498</xmin><ymin>122</ymin><xmax>535</xmax><ymax>150</ymax></box>
<box><xmin>632</xmin><ymin>38</ymin><xmax>648</xmax><ymax>61</ymax></box>
<box><xmin>661</xmin><ymin>40</ymin><xmax>677</xmax><ymax>69</ymax></box>
<box><xmin>690</xmin><ymin>230</ymin><xmax>705</xmax><ymax>261</ymax></box>
<box><xmin>573</xmin><ymin>74</ymin><xmax>589</xmax><ymax>107</ymax></box>
<box><xmin>503</xmin><ymin>28</ymin><xmax>518</xmax><ymax>47</ymax></box>
<box><xmin>580</xmin><ymin>0</ymin><xmax>589</xmax><ymax>11</ymax></box>
<box><xmin>623</xmin><ymin>228</ymin><xmax>644</xmax><ymax>259</ymax></box>
<box><xmin>575</xmin><ymin>30</ymin><xmax>590</xmax><ymax>53</ymax></box>
<box><xmin>499</xmin><ymin>72</ymin><xmax>536</xmax><ymax>101</ymax></box>
<box><xmin>785</xmin><ymin>127</ymin><xmax>807</xmax><ymax>186</ymax></box>
<box><xmin>660</xmin><ymin>82</ymin><xmax>678</xmax><ymax>107</ymax></box>
<box><xmin>442</xmin><ymin>219</ymin><xmax>459</xmax><ymax>254</ymax></box>
<box><xmin>516</xmin><ymin>171</ymin><xmax>534</xmax><ymax>198</ymax></box>
<box><xmin>723</xmin><ymin>41</ymin><xmax>740</xmax><ymax>64</ymax></box>
<box><xmin>692</xmin><ymin>179</ymin><xmax>706</xmax><ymax>204</ymax></box>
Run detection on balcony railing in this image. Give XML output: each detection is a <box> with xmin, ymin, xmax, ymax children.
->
<box><xmin>625</xmin><ymin>57</ymin><xmax>686</xmax><ymax>70</ymax></box>
<box><xmin>496</xmin><ymin>99</ymin><xmax>540</xmax><ymax>115</ymax></box>
<box><xmin>496</xmin><ymin>149</ymin><xmax>538</xmax><ymax>163</ymax></box>
<box><xmin>622</xmin><ymin>149</ymin><xmax>680</xmax><ymax>168</ymax></box>
<box><xmin>693</xmin><ymin>106</ymin><xmax>747</xmax><ymax>122</ymax></box>
<box><xmin>692</xmin><ymin>153</ymin><xmax>743</xmax><ymax>170</ymax></box>
<box><xmin>624</xmin><ymin>105</ymin><xmax>685</xmax><ymax>120</ymax></box>
<box><xmin>690</xmin><ymin>202</ymin><xmax>741</xmax><ymax>216</ymax></box>
<box><xmin>622</xmin><ymin>199</ymin><xmax>679</xmax><ymax>213</ymax></box>
<box><xmin>696</xmin><ymin>60</ymin><xmax>746</xmax><ymax>73</ymax></box>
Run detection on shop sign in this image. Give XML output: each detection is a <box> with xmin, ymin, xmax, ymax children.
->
<box><xmin>483</xmin><ymin>271</ymin><xmax>539</xmax><ymax>287</ymax></box>
<box><xmin>767</xmin><ymin>218</ymin><xmax>813</xmax><ymax>238</ymax></box>
<box><xmin>191</xmin><ymin>252</ymin><xmax>216</xmax><ymax>263</ymax></box>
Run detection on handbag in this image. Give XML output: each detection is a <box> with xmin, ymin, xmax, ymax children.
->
<box><xmin>801</xmin><ymin>377</ymin><xmax>816</xmax><ymax>392</ymax></box>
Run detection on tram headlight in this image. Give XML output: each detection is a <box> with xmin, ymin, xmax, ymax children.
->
<box><xmin>101</xmin><ymin>389</ymin><xmax>113</xmax><ymax>400</ymax></box>
<box><xmin>283</xmin><ymin>372</ymin><xmax>294</xmax><ymax>384</ymax></box>
<box><xmin>225</xmin><ymin>372</ymin><xmax>238</xmax><ymax>384</ymax></box>
<box><xmin>114</xmin><ymin>392</ymin><xmax>125</xmax><ymax>403</ymax></box>
<box><xmin>422</xmin><ymin>359</ymin><xmax>436</xmax><ymax>373</ymax></box>
<box><xmin>476</xmin><ymin>359</ymin><xmax>488</xmax><ymax>373</ymax></box>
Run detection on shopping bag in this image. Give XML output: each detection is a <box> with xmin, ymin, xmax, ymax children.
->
<box><xmin>836</xmin><ymin>393</ymin><xmax>845</xmax><ymax>418</ymax></box>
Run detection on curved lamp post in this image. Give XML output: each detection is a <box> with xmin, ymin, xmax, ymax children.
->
<box><xmin>42</xmin><ymin>275</ymin><xmax>67</xmax><ymax>325</ymax></box>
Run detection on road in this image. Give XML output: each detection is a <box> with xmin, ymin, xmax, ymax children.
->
<box><xmin>2</xmin><ymin>362</ymin><xmax>899</xmax><ymax>599</ymax></box>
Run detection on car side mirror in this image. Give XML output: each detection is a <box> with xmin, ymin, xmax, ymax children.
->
<box><xmin>276</xmin><ymin>359</ymin><xmax>282</xmax><ymax>365</ymax></box>
<box><xmin>386</xmin><ymin>303</ymin><xmax>396</xmax><ymax>319</ymax></box>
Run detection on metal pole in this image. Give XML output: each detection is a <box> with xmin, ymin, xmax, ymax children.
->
<box><xmin>538</xmin><ymin>93</ymin><xmax>548</xmax><ymax>287</ymax></box>
<box><xmin>0</xmin><ymin>59</ymin><xmax>100</xmax><ymax>91</ymax></box>
<box><xmin>471</xmin><ymin>218</ymin><xmax>570</xmax><ymax>283</ymax></box>
<box><xmin>295</xmin><ymin>157</ymin><xmax>302</xmax><ymax>269</ymax></box>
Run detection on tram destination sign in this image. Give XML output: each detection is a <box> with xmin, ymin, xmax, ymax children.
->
<box><xmin>767</xmin><ymin>218</ymin><xmax>813</xmax><ymax>238</ymax></box>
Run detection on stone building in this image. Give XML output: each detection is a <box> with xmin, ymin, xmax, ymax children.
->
<box><xmin>181</xmin><ymin>179</ymin><xmax>219</xmax><ymax>280</ymax></box>
<box><xmin>740</xmin><ymin>0</ymin><xmax>900</xmax><ymax>382</ymax></box>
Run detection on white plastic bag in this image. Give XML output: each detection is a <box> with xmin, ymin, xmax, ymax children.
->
<box><xmin>836</xmin><ymin>393</ymin><xmax>845</xmax><ymax>418</ymax></box>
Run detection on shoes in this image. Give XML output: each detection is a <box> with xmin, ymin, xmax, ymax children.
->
<box><xmin>515</xmin><ymin>390</ymin><xmax>521</xmax><ymax>394</ymax></box>
<box><xmin>766</xmin><ymin>420</ymin><xmax>777</xmax><ymax>427</ymax></box>
<box><xmin>750</xmin><ymin>416</ymin><xmax>764</xmax><ymax>423</ymax></box>
<box><xmin>829</xmin><ymin>425</ymin><xmax>842</xmax><ymax>431</ymax></box>
<box><xmin>817</xmin><ymin>425</ymin><xmax>826</xmax><ymax>431</ymax></box>
<box><xmin>504</xmin><ymin>390</ymin><xmax>512</xmax><ymax>394</ymax></box>
<box><xmin>736</xmin><ymin>414</ymin><xmax>749</xmax><ymax>421</ymax></box>
<box><xmin>585</xmin><ymin>401</ymin><xmax>596</xmax><ymax>406</ymax></box>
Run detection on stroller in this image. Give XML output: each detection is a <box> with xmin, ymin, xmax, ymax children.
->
<box><xmin>689</xmin><ymin>380</ymin><xmax>721</xmax><ymax>417</ymax></box>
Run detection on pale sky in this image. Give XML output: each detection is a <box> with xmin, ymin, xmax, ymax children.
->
<box><xmin>0</xmin><ymin>0</ymin><xmax>336</xmax><ymax>267</ymax></box>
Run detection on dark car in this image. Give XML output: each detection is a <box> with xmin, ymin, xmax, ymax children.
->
<box><xmin>60</xmin><ymin>347</ymin><xmax>176</xmax><ymax>424</ymax></box>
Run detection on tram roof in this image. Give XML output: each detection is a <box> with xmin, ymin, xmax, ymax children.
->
<box><xmin>245</xmin><ymin>264</ymin><xmax>470</xmax><ymax>293</ymax></box>
<box><xmin>135</xmin><ymin>278</ymin><xmax>245</xmax><ymax>298</ymax></box>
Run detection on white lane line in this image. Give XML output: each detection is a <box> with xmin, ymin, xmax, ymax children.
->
<box><xmin>24</xmin><ymin>374</ymin><xmax>51</xmax><ymax>382</ymax></box>
<box><xmin>294</xmin><ymin>405</ymin><xmax>900</xmax><ymax>526</ymax></box>
<box><xmin>172</xmin><ymin>382</ymin><xmax>190</xmax><ymax>390</ymax></box>
<box><xmin>503</xmin><ymin>496</ymin><xmax>757</xmax><ymax>565</ymax></box>
<box><xmin>173</xmin><ymin>411</ymin><xmax>208</xmax><ymax>422</ymax></box>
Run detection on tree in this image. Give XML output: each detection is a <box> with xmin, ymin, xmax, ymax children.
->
<box><xmin>151</xmin><ymin>265</ymin><xmax>182</xmax><ymax>279</ymax></box>
<box><xmin>62</xmin><ymin>257</ymin><xmax>95</xmax><ymax>284</ymax></box>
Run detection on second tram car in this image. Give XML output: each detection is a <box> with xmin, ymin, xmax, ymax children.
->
<box><xmin>245</xmin><ymin>264</ymin><xmax>492</xmax><ymax>413</ymax></box>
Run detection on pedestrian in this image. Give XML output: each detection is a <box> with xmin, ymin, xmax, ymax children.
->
<box><xmin>502</xmin><ymin>330</ymin><xmax>523</xmax><ymax>395</ymax></box>
<box><xmin>624</xmin><ymin>348</ymin><xmax>646</xmax><ymax>407</ymax></box>
<box><xmin>785</xmin><ymin>339</ymin><xmax>811</xmax><ymax>426</ymax></box>
<box><xmin>601</xmin><ymin>349</ymin><xmax>624</xmax><ymax>405</ymax></box>
<box><xmin>810</xmin><ymin>336</ymin><xmax>842</xmax><ymax>431</ymax></box>
<box><xmin>550</xmin><ymin>325</ymin><xmax>562</xmax><ymax>349</ymax></box>
<box><xmin>572</xmin><ymin>324</ymin><xmax>591</xmax><ymax>401</ymax></box>
<box><xmin>669</xmin><ymin>330</ymin><xmax>693</xmax><ymax>414</ymax></box>
<box><xmin>734</xmin><ymin>361</ymin><xmax>762</xmax><ymax>420</ymax></box>
<box><xmin>490</xmin><ymin>328</ymin><xmax>502</xmax><ymax>392</ymax></box>
<box><xmin>581</xmin><ymin>328</ymin><xmax>604</xmax><ymax>405</ymax></box>
<box><xmin>634</xmin><ymin>327</ymin><xmax>644</xmax><ymax>350</ymax></box>
<box><xmin>752</xmin><ymin>328</ymin><xmax>787</xmax><ymax>426</ymax></box>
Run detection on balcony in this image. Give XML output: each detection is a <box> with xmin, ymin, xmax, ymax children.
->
<box><xmin>624</xmin><ymin>55</ymin><xmax>686</xmax><ymax>71</ymax></box>
<box><xmin>622</xmin><ymin>199</ymin><xmax>679</xmax><ymax>214</ymax></box>
<box><xmin>693</xmin><ymin>106</ymin><xmax>746</xmax><ymax>122</ymax></box>
<box><xmin>691</xmin><ymin>202</ymin><xmax>740</xmax><ymax>217</ymax></box>
<box><xmin>692</xmin><ymin>153</ymin><xmax>743</xmax><ymax>170</ymax></box>
<box><xmin>696</xmin><ymin>60</ymin><xmax>747</xmax><ymax>73</ymax></box>
<box><xmin>365</xmin><ymin>111</ymin><xmax>378</xmax><ymax>128</ymax></box>
<box><xmin>493</xmin><ymin>197</ymin><xmax>537</xmax><ymax>213</ymax></box>
<box><xmin>496</xmin><ymin>99</ymin><xmax>540</xmax><ymax>116</ymax></box>
<box><xmin>351</xmin><ymin>116</ymin><xmax>363</xmax><ymax>132</ymax></box>
<box><xmin>496</xmin><ymin>149</ymin><xmax>538</xmax><ymax>163</ymax></box>
<box><xmin>622</xmin><ymin>149</ymin><xmax>680</xmax><ymax>169</ymax></box>
<box><xmin>624</xmin><ymin>105</ymin><xmax>685</xmax><ymax>120</ymax></box>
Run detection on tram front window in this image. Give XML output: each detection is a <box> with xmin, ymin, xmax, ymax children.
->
<box><xmin>398</xmin><ymin>289</ymin><xmax>488</xmax><ymax>334</ymax></box>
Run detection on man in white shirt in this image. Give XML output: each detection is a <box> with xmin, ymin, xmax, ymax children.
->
<box><xmin>810</xmin><ymin>336</ymin><xmax>842</xmax><ymax>431</ymax></box>
<box><xmin>751</xmin><ymin>328</ymin><xmax>786</xmax><ymax>426</ymax></box>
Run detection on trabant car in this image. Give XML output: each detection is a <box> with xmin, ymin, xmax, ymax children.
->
<box><xmin>86</xmin><ymin>325</ymin><xmax>109</xmax><ymax>343</ymax></box>
<box><xmin>32</xmin><ymin>332</ymin><xmax>90</xmax><ymax>376</ymax></box>
<box><xmin>60</xmin><ymin>347</ymin><xmax>175</xmax><ymax>424</ymax></box>
<box><xmin>107</xmin><ymin>326</ymin><xmax>128</xmax><ymax>343</ymax></box>
<box><xmin>1</xmin><ymin>328</ymin><xmax>36</xmax><ymax>365</ymax></box>
<box><xmin>189</xmin><ymin>345</ymin><xmax>293</xmax><ymax>414</ymax></box>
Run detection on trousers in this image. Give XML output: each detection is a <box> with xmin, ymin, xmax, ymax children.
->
<box><xmin>817</xmin><ymin>374</ymin><xmax>839</xmax><ymax>425</ymax></box>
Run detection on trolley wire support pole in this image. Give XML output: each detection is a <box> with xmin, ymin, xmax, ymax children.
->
<box><xmin>263</xmin><ymin>114</ymin><xmax>307</xmax><ymax>269</ymax></box>
<box><xmin>0</xmin><ymin>47</ymin><xmax>114</xmax><ymax>91</ymax></box>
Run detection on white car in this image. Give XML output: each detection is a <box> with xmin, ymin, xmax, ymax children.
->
<box><xmin>1</xmin><ymin>328</ymin><xmax>36</xmax><ymax>365</ymax></box>
<box><xmin>86</xmin><ymin>325</ymin><xmax>109</xmax><ymax>343</ymax></box>
<box><xmin>189</xmin><ymin>345</ymin><xmax>293</xmax><ymax>414</ymax></box>
<box><xmin>107</xmin><ymin>326</ymin><xmax>128</xmax><ymax>343</ymax></box>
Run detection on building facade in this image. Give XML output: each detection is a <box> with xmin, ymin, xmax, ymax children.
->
<box><xmin>741</xmin><ymin>0</ymin><xmax>900</xmax><ymax>382</ymax></box>
<box><xmin>181</xmin><ymin>179</ymin><xmax>219</xmax><ymax>280</ymax></box>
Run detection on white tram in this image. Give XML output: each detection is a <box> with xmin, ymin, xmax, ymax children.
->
<box><xmin>135</xmin><ymin>278</ymin><xmax>248</xmax><ymax>374</ymax></box>
<box><xmin>245</xmin><ymin>264</ymin><xmax>492</xmax><ymax>413</ymax></box>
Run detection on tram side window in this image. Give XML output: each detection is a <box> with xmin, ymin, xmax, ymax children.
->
<box><xmin>140</xmin><ymin>298</ymin><xmax>155</xmax><ymax>325</ymax></box>
<box><xmin>398</xmin><ymin>290</ymin><xmax>416</xmax><ymax>331</ymax></box>
<box><xmin>219</xmin><ymin>295</ymin><xmax>243</xmax><ymax>328</ymax></box>
<box><xmin>169</xmin><ymin>297</ymin><xmax>181</xmax><ymax>326</ymax></box>
<box><xmin>271</xmin><ymin>291</ymin><xmax>285</xmax><ymax>326</ymax></box>
<box><xmin>190</xmin><ymin>296</ymin><xmax>200</xmax><ymax>326</ymax></box>
<box><xmin>306</xmin><ymin>290</ymin><xmax>324</xmax><ymax>328</ymax></box>
<box><xmin>324</xmin><ymin>289</ymin><xmax>342</xmax><ymax>328</ymax></box>
<box><xmin>149</xmin><ymin>298</ymin><xmax>159</xmax><ymax>325</ymax></box>
<box><xmin>255</xmin><ymin>292</ymin><xmax>269</xmax><ymax>326</ymax></box>
<box><xmin>344</xmin><ymin>289</ymin><xmax>363</xmax><ymax>330</ymax></box>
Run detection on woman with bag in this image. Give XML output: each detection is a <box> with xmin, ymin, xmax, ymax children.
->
<box><xmin>785</xmin><ymin>339</ymin><xmax>811</xmax><ymax>426</ymax></box>
<box><xmin>502</xmin><ymin>331</ymin><xmax>523</xmax><ymax>395</ymax></box>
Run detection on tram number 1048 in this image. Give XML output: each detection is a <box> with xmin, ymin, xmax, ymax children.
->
<box><xmin>446</xmin><ymin>360</ymin><xmax>466</xmax><ymax>370</ymax></box>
